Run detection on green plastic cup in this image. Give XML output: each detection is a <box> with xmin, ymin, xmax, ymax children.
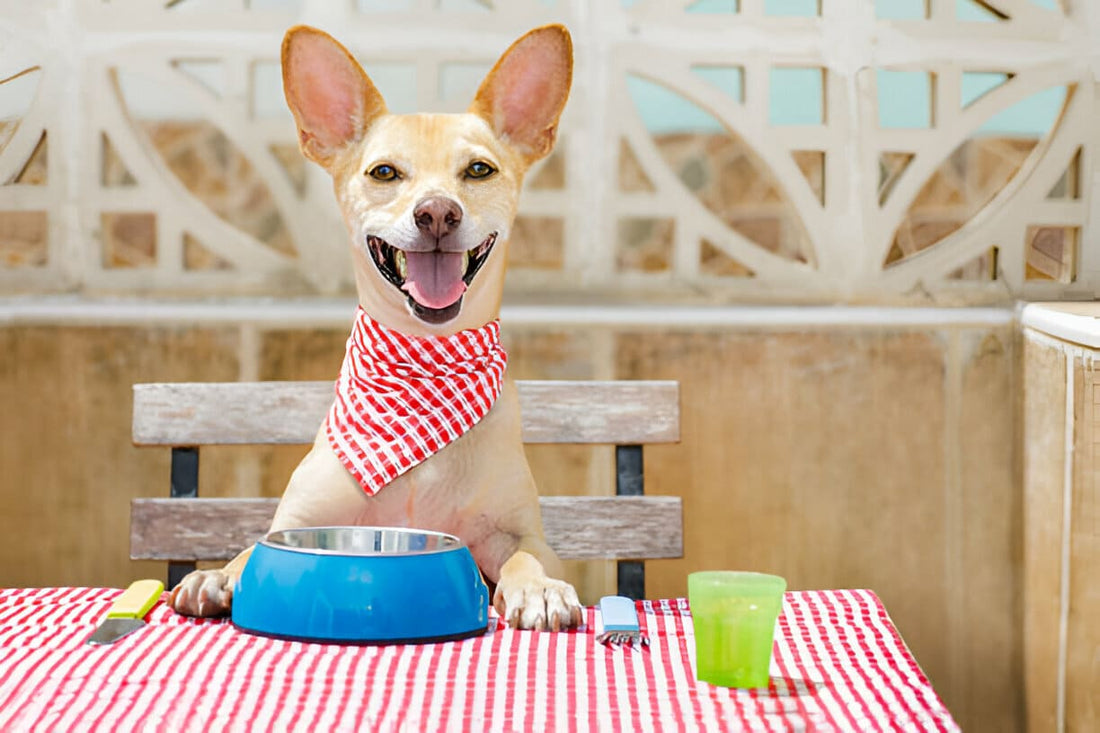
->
<box><xmin>688</xmin><ymin>571</ymin><xmax>787</xmax><ymax>688</ymax></box>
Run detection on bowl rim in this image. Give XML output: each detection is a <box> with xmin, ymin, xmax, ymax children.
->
<box><xmin>258</xmin><ymin>525</ymin><xmax>468</xmax><ymax>557</ymax></box>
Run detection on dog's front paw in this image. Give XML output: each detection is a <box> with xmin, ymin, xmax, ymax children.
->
<box><xmin>169</xmin><ymin>569</ymin><xmax>234</xmax><ymax>618</ymax></box>
<box><xmin>493</xmin><ymin>576</ymin><xmax>583</xmax><ymax>631</ymax></box>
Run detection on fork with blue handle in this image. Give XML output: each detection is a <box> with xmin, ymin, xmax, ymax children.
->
<box><xmin>596</xmin><ymin>595</ymin><xmax>650</xmax><ymax>648</ymax></box>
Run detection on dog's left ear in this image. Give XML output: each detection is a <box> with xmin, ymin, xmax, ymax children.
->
<box><xmin>470</xmin><ymin>24</ymin><xmax>572</xmax><ymax>164</ymax></box>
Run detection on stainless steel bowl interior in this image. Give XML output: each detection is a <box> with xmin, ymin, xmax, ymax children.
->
<box><xmin>261</xmin><ymin>527</ymin><xmax>463</xmax><ymax>556</ymax></box>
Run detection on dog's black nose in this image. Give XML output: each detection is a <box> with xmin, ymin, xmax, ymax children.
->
<box><xmin>414</xmin><ymin>196</ymin><xmax>463</xmax><ymax>239</ymax></box>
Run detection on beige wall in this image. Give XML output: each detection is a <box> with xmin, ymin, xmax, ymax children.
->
<box><xmin>620</xmin><ymin>323</ymin><xmax>1021</xmax><ymax>733</ymax></box>
<box><xmin>0</xmin><ymin>308</ymin><xmax>1019</xmax><ymax>732</ymax></box>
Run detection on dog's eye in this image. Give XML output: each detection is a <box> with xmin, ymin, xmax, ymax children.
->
<box><xmin>368</xmin><ymin>164</ymin><xmax>399</xmax><ymax>182</ymax></box>
<box><xmin>465</xmin><ymin>161</ymin><xmax>496</xmax><ymax>180</ymax></box>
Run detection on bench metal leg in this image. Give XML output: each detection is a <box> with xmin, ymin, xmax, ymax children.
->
<box><xmin>168</xmin><ymin>447</ymin><xmax>199</xmax><ymax>588</ymax></box>
<box><xmin>617</xmin><ymin>561</ymin><xmax>645</xmax><ymax>601</ymax></box>
<box><xmin>615</xmin><ymin>445</ymin><xmax>645</xmax><ymax>600</ymax></box>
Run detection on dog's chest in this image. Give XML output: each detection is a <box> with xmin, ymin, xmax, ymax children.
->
<box><xmin>355</xmin><ymin>446</ymin><xmax>499</xmax><ymax>538</ymax></box>
<box><xmin>354</xmin><ymin>392</ymin><xmax>528</xmax><ymax>541</ymax></box>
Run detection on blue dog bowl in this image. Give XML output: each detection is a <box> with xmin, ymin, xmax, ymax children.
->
<box><xmin>232</xmin><ymin>527</ymin><xmax>489</xmax><ymax>644</ymax></box>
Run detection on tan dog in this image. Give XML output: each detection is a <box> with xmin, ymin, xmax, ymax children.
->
<box><xmin>169</xmin><ymin>24</ymin><xmax>583</xmax><ymax>631</ymax></box>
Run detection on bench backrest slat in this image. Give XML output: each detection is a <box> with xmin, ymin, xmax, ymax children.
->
<box><xmin>130</xmin><ymin>378</ymin><xmax>684</xmax><ymax>578</ymax></box>
<box><xmin>132</xmin><ymin>380</ymin><xmax>680</xmax><ymax>446</ymax></box>
<box><xmin>130</xmin><ymin>496</ymin><xmax>684</xmax><ymax>562</ymax></box>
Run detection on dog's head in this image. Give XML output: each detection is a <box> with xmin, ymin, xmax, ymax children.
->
<box><xmin>282</xmin><ymin>25</ymin><xmax>572</xmax><ymax>334</ymax></box>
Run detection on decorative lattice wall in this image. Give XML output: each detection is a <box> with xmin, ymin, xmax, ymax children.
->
<box><xmin>0</xmin><ymin>0</ymin><xmax>1095</xmax><ymax>304</ymax></box>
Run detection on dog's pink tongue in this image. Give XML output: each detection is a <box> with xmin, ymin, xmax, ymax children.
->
<box><xmin>401</xmin><ymin>251</ymin><xmax>467</xmax><ymax>309</ymax></box>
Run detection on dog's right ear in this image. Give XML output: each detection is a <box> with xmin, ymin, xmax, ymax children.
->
<box><xmin>282</xmin><ymin>26</ymin><xmax>387</xmax><ymax>170</ymax></box>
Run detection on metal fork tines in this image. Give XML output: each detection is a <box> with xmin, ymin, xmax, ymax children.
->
<box><xmin>597</xmin><ymin>595</ymin><xmax>649</xmax><ymax>648</ymax></box>
<box><xmin>597</xmin><ymin>630</ymin><xmax>650</xmax><ymax>647</ymax></box>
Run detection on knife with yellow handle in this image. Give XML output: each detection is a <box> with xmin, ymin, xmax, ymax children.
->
<box><xmin>85</xmin><ymin>579</ymin><xmax>165</xmax><ymax>646</ymax></box>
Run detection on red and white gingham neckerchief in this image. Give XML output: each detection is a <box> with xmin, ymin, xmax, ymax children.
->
<box><xmin>325</xmin><ymin>307</ymin><xmax>508</xmax><ymax>496</ymax></box>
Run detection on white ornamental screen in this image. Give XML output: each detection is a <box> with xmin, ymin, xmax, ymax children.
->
<box><xmin>0</xmin><ymin>0</ymin><xmax>1094</xmax><ymax>304</ymax></box>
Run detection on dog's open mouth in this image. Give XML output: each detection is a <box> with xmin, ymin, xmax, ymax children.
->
<box><xmin>366</xmin><ymin>233</ymin><xmax>497</xmax><ymax>324</ymax></box>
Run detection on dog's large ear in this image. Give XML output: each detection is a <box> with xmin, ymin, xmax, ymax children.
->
<box><xmin>282</xmin><ymin>26</ymin><xmax>387</xmax><ymax>169</ymax></box>
<box><xmin>469</xmin><ymin>24</ymin><xmax>572</xmax><ymax>163</ymax></box>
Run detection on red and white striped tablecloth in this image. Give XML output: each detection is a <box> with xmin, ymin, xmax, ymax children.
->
<box><xmin>0</xmin><ymin>587</ymin><xmax>957</xmax><ymax>732</ymax></box>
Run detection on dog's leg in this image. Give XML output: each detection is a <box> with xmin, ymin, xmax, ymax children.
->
<box><xmin>447</xmin><ymin>383</ymin><xmax>585</xmax><ymax>631</ymax></box>
<box><xmin>493</xmin><ymin>544</ymin><xmax>584</xmax><ymax>631</ymax></box>
<box><xmin>169</xmin><ymin>547</ymin><xmax>252</xmax><ymax>618</ymax></box>
<box><xmin>169</xmin><ymin>429</ymin><xmax>368</xmax><ymax>617</ymax></box>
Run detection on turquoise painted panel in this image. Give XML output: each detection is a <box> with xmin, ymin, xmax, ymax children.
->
<box><xmin>356</xmin><ymin>0</ymin><xmax>412</xmax><ymax>10</ymax></box>
<box><xmin>877</xmin><ymin>71</ymin><xmax>932</xmax><ymax>128</ymax></box>
<box><xmin>179</xmin><ymin>60</ymin><xmax>227</xmax><ymax>99</ymax></box>
<box><xmin>692</xmin><ymin>66</ymin><xmax>744</xmax><ymax>103</ymax></box>
<box><xmin>875</xmin><ymin>0</ymin><xmax>927</xmax><ymax>19</ymax></box>
<box><xmin>961</xmin><ymin>72</ymin><xmax>1009</xmax><ymax>108</ymax></box>
<box><xmin>117</xmin><ymin>70</ymin><xmax>201</xmax><ymax>120</ymax></box>
<box><xmin>769</xmin><ymin>67</ymin><xmax>824</xmax><ymax>125</ymax></box>
<box><xmin>764</xmin><ymin>0</ymin><xmax>818</xmax><ymax>15</ymax></box>
<box><xmin>361</xmin><ymin>63</ymin><xmax>418</xmax><ymax>114</ymax></box>
<box><xmin>250</xmin><ymin>62</ymin><xmax>285</xmax><ymax>119</ymax></box>
<box><xmin>438</xmin><ymin>0</ymin><xmax>491</xmax><ymax>11</ymax></box>
<box><xmin>626</xmin><ymin>75</ymin><xmax>725</xmax><ymax>134</ymax></box>
<box><xmin>0</xmin><ymin>69</ymin><xmax>41</xmax><ymax>120</ymax></box>
<box><xmin>439</xmin><ymin>63</ymin><xmax>491</xmax><ymax>103</ymax></box>
<box><xmin>976</xmin><ymin>86</ymin><xmax>1066</xmax><ymax>136</ymax></box>
<box><xmin>686</xmin><ymin>0</ymin><xmax>739</xmax><ymax>12</ymax></box>
<box><xmin>956</xmin><ymin>0</ymin><xmax>1002</xmax><ymax>21</ymax></box>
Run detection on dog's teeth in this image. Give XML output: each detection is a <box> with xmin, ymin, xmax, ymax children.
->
<box><xmin>395</xmin><ymin>250</ymin><xmax>407</xmax><ymax>279</ymax></box>
<box><xmin>462</xmin><ymin>249</ymin><xmax>470</xmax><ymax>271</ymax></box>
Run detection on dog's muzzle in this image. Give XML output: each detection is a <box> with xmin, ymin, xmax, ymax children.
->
<box><xmin>366</xmin><ymin>233</ymin><xmax>497</xmax><ymax>324</ymax></box>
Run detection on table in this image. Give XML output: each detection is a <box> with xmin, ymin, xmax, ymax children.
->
<box><xmin>0</xmin><ymin>587</ymin><xmax>957</xmax><ymax>731</ymax></box>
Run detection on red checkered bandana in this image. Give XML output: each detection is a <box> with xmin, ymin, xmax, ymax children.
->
<box><xmin>325</xmin><ymin>307</ymin><xmax>508</xmax><ymax>496</ymax></box>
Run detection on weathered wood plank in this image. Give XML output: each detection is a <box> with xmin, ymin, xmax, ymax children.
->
<box><xmin>130</xmin><ymin>496</ymin><xmax>683</xmax><ymax>562</ymax></box>
<box><xmin>132</xmin><ymin>380</ymin><xmax>679</xmax><ymax>446</ymax></box>
<box><xmin>1022</xmin><ymin>337</ymin><xmax>1068</xmax><ymax>733</ymax></box>
<box><xmin>516</xmin><ymin>381</ymin><xmax>679</xmax><ymax>444</ymax></box>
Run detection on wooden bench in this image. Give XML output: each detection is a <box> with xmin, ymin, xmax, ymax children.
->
<box><xmin>130</xmin><ymin>380</ymin><xmax>682</xmax><ymax>599</ymax></box>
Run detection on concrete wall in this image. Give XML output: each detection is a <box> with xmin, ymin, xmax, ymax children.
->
<box><xmin>0</xmin><ymin>302</ymin><xmax>1020</xmax><ymax>732</ymax></box>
